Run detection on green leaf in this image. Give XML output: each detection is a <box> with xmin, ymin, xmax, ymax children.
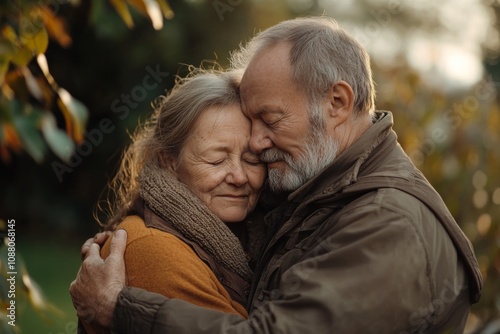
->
<box><xmin>10</xmin><ymin>100</ymin><xmax>47</xmax><ymax>163</ymax></box>
<box><xmin>41</xmin><ymin>113</ymin><xmax>75</xmax><ymax>162</ymax></box>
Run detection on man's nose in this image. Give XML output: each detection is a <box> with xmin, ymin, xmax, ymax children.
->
<box><xmin>249</xmin><ymin>123</ymin><xmax>273</xmax><ymax>154</ymax></box>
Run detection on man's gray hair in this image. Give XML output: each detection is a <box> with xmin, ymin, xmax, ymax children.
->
<box><xmin>230</xmin><ymin>16</ymin><xmax>376</xmax><ymax>117</ymax></box>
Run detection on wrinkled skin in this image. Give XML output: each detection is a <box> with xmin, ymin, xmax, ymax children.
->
<box><xmin>69</xmin><ymin>229</ymin><xmax>128</xmax><ymax>328</ymax></box>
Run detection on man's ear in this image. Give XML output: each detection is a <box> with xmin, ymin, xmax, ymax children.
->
<box><xmin>324</xmin><ymin>80</ymin><xmax>354</xmax><ymax>126</ymax></box>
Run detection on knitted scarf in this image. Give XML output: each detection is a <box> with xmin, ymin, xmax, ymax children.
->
<box><xmin>138</xmin><ymin>163</ymin><xmax>253</xmax><ymax>281</ymax></box>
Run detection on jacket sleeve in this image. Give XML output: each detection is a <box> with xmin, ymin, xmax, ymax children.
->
<box><xmin>112</xmin><ymin>200</ymin><xmax>466</xmax><ymax>333</ymax></box>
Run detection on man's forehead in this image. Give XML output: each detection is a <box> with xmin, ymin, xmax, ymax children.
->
<box><xmin>241</xmin><ymin>42</ymin><xmax>292</xmax><ymax>85</ymax></box>
<box><xmin>239</xmin><ymin>68</ymin><xmax>260</xmax><ymax>105</ymax></box>
<box><xmin>240</xmin><ymin>62</ymin><xmax>261</xmax><ymax>91</ymax></box>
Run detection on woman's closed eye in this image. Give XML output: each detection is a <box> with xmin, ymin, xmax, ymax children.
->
<box><xmin>201</xmin><ymin>154</ymin><xmax>226</xmax><ymax>166</ymax></box>
<box><xmin>242</xmin><ymin>153</ymin><xmax>262</xmax><ymax>166</ymax></box>
<box><xmin>207</xmin><ymin>159</ymin><xmax>225</xmax><ymax>166</ymax></box>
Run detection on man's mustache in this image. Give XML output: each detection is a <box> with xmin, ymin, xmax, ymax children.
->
<box><xmin>260</xmin><ymin>148</ymin><xmax>293</xmax><ymax>164</ymax></box>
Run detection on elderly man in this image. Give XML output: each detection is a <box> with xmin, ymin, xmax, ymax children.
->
<box><xmin>70</xmin><ymin>17</ymin><xmax>482</xmax><ymax>333</ymax></box>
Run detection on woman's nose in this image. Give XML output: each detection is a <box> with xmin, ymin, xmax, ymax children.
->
<box><xmin>226</xmin><ymin>163</ymin><xmax>249</xmax><ymax>186</ymax></box>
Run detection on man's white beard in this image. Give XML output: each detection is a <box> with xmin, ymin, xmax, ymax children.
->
<box><xmin>261</xmin><ymin>127</ymin><xmax>339</xmax><ymax>192</ymax></box>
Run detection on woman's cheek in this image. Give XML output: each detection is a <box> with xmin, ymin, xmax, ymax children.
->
<box><xmin>249</xmin><ymin>166</ymin><xmax>267</xmax><ymax>189</ymax></box>
<box><xmin>202</xmin><ymin>167</ymin><xmax>227</xmax><ymax>189</ymax></box>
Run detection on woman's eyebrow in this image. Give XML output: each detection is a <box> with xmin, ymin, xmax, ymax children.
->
<box><xmin>200</xmin><ymin>144</ymin><xmax>231</xmax><ymax>153</ymax></box>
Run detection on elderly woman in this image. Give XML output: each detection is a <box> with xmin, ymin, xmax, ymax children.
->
<box><xmin>80</xmin><ymin>70</ymin><xmax>266</xmax><ymax>333</ymax></box>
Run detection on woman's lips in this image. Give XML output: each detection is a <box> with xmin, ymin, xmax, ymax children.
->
<box><xmin>219</xmin><ymin>194</ymin><xmax>248</xmax><ymax>197</ymax></box>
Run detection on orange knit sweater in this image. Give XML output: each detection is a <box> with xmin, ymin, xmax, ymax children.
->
<box><xmin>105</xmin><ymin>215</ymin><xmax>247</xmax><ymax>316</ymax></box>
<box><xmin>81</xmin><ymin>215</ymin><xmax>248</xmax><ymax>333</ymax></box>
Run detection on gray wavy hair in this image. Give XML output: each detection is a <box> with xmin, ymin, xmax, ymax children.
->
<box><xmin>230</xmin><ymin>16</ymin><xmax>375</xmax><ymax>118</ymax></box>
<box><xmin>99</xmin><ymin>69</ymin><xmax>241</xmax><ymax>230</ymax></box>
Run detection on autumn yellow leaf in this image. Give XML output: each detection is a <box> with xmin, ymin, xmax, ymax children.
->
<box><xmin>110</xmin><ymin>0</ymin><xmax>135</xmax><ymax>28</ymax></box>
<box><xmin>40</xmin><ymin>6</ymin><xmax>72</xmax><ymax>48</ymax></box>
<box><xmin>57</xmin><ymin>88</ymin><xmax>88</xmax><ymax>143</ymax></box>
<box><xmin>157</xmin><ymin>0</ymin><xmax>174</xmax><ymax>20</ymax></box>
<box><xmin>2</xmin><ymin>123</ymin><xmax>22</xmax><ymax>152</ymax></box>
<box><xmin>20</xmin><ymin>26</ymin><xmax>49</xmax><ymax>55</ymax></box>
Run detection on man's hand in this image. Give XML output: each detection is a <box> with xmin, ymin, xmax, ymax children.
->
<box><xmin>80</xmin><ymin>231</ymin><xmax>112</xmax><ymax>260</ymax></box>
<box><xmin>70</xmin><ymin>229</ymin><xmax>128</xmax><ymax>329</ymax></box>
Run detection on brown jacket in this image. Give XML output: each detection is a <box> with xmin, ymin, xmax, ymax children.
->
<box><xmin>112</xmin><ymin>111</ymin><xmax>482</xmax><ymax>334</ymax></box>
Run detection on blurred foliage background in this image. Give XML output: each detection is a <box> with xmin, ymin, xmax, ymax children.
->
<box><xmin>0</xmin><ymin>0</ymin><xmax>499</xmax><ymax>333</ymax></box>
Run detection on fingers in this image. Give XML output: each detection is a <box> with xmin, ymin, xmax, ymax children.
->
<box><xmin>69</xmin><ymin>279</ymin><xmax>79</xmax><ymax>308</ymax></box>
<box><xmin>107</xmin><ymin>229</ymin><xmax>127</xmax><ymax>262</ymax></box>
<box><xmin>80</xmin><ymin>231</ymin><xmax>112</xmax><ymax>261</ymax></box>
<box><xmin>80</xmin><ymin>230</ymin><xmax>126</xmax><ymax>263</ymax></box>
<box><xmin>94</xmin><ymin>231</ymin><xmax>112</xmax><ymax>246</ymax></box>
<box><xmin>87</xmin><ymin>242</ymin><xmax>101</xmax><ymax>259</ymax></box>
<box><xmin>81</xmin><ymin>237</ymin><xmax>95</xmax><ymax>261</ymax></box>
<box><xmin>69</xmin><ymin>230</ymin><xmax>126</xmax><ymax>329</ymax></box>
